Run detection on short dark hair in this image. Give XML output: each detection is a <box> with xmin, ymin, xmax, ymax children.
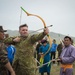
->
<box><xmin>64</xmin><ymin>36</ymin><xmax>72</xmax><ymax>41</ymax></box>
<box><xmin>53</xmin><ymin>39</ymin><xmax>56</xmax><ymax>42</ymax></box>
<box><xmin>19</xmin><ymin>24</ymin><xmax>28</xmax><ymax>30</ymax></box>
<box><xmin>41</xmin><ymin>40</ymin><xmax>47</xmax><ymax>44</ymax></box>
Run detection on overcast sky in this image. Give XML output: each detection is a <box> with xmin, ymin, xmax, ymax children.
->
<box><xmin>0</xmin><ymin>0</ymin><xmax>75</xmax><ymax>37</ymax></box>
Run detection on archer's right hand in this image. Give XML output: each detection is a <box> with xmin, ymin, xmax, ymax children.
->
<box><xmin>13</xmin><ymin>37</ymin><xmax>20</xmax><ymax>42</ymax></box>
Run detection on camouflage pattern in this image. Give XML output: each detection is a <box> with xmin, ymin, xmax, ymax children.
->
<box><xmin>4</xmin><ymin>32</ymin><xmax>45</xmax><ymax>75</ymax></box>
<box><xmin>0</xmin><ymin>41</ymin><xmax>9</xmax><ymax>75</ymax></box>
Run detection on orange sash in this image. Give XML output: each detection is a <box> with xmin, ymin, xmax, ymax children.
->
<box><xmin>61</xmin><ymin>64</ymin><xmax>73</xmax><ymax>72</ymax></box>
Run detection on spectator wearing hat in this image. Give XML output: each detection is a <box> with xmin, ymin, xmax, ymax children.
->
<box><xmin>0</xmin><ymin>26</ymin><xmax>15</xmax><ymax>75</ymax></box>
<box><xmin>39</xmin><ymin>40</ymin><xmax>51</xmax><ymax>75</ymax></box>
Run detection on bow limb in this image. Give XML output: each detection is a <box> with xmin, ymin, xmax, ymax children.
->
<box><xmin>21</xmin><ymin>7</ymin><xmax>46</xmax><ymax>28</ymax></box>
<box><xmin>21</xmin><ymin>7</ymin><xmax>52</xmax><ymax>48</ymax></box>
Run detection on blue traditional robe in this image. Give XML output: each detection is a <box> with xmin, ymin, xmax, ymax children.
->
<box><xmin>39</xmin><ymin>43</ymin><xmax>51</xmax><ymax>73</ymax></box>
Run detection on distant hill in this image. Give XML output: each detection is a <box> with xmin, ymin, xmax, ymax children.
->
<box><xmin>6</xmin><ymin>30</ymin><xmax>75</xmax><ymax>43</ymax></box>
<box><xmin>7</xmin><ymin>30</ymin><xmax>19</xmax><ymax>36</ymax></box>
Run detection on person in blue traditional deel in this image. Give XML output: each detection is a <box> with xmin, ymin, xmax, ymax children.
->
<box><xmin>39</xmin><ymin>39</ymin><xmax>51</xmax><ymax>75</ymax></box>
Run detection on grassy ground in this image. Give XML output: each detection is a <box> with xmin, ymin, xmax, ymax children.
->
<box><xmin>36</xmin><ymin>62</ymin><xmax>75</xmax><ymax>75</ymax></box>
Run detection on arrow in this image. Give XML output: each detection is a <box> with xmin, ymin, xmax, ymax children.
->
<box><xmin>29</xmin><ymin>25</ymin><xmax>53</xmax><ymax>34</ymax></box>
